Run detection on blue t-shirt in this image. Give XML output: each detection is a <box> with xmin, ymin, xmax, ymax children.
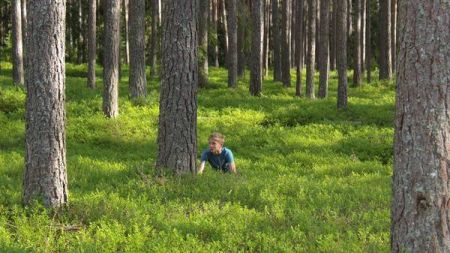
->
<box><xmin>201</xmin><ymin>147</ymin><xmax>234</xmax><ymax>172</ymax></box>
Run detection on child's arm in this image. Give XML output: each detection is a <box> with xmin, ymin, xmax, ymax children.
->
<box><xmin>229</xmin><ymin>162</ymin><xmax>237</xmax><ymax>173</ymax></box>
<box><xmin>198</xmin><ymin>161</ymin><xmax>206</xmax><ymax>174</ymax></box>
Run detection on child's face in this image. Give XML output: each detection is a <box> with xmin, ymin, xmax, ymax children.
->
<box><xmin>209</xmin><ymin>140</ymin><xmax>222</xmax><ymax>155</ymax></box>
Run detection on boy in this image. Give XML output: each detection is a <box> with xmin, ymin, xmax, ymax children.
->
<box><xmin>198</xmin><ymin>132</ymin><xmax>237</xmax><ymax>174</ymax></box>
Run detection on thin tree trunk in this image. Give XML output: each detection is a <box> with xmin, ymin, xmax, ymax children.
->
<box><xmin>237</xmin><ymin>0</ymin><xmax>246</xmax><ymax>77</ymax></box>
<box><xmin>365</xmin><ymin>0</ymin><xmax>371</xmax><ymax>82</ymax></box>
<box><xmin>281</xmin><ymin>0</ymin><xmax>291</xmax><ymax>87</ymax></box>
<box><xmin>199</xmin><ymin>0</ymin><xmax>209</xmax><ymax>88</ymax></box>
<box><xmin>379</xmin><ymin>0</ymin><xmax>392</xmax><ymax>79</ymax></box>
<box><xmin>272</xmin><ymin>0</ymin><xmax>282</xmax><ymax>81</ymax></box>
<box><xmin>157</xmin><ymin>0</ymin><xmax>198</xmax><ymax>174</ymax></box>
<box><xmin>87</xmin><ymin>0</ymin><xmax>96</xmax><ymax>89</ymax></box>
<box><xmin>352</xmin><ymin>0</ymin><xmax>361</xmax><ymax>87</ymax></box>
<box><xmin>77</xmin><ymin>0</ymin><xmax>83</xmax><ymax>64</ymax></box>
<box><xmin>123</xmin><ymin>0</ymin><xmax>130</xmax><ymax>65</ymax></box>
<box><xmin>221</xmin><ymin>0</ymin><xmax>229</xmax><ymax>60</ymax></box>
<box><xmin>391</xmin><ymin>0</ymin><xmax>396</xmax><ymax>74</ymax></box>
<box><xmin>329</xmin><ymin>0</ymin><xmax>336</xmax><ymax>71</ymax></box>
<box><xmin>24</xmin><ymin>0</ymin><xmax>67</xmax><ymax>208</ymax></box>
<box><xmin>295</xmin><ymin>0</ymin><xmax>304</xmax><ymax>97</ymax></box>
<box><xmin>306</xmin><ymin>0</ymin><xmax>316</xmax><ymax>98</ymax></box>
<box><xmin>212</xmin><ymin>0</ymin><xmax>219</xmax><ymax>67</ymax></box>
<box><xmin>149</xmin><ymin>0</ymin><xmax>159</xmax><ymax>78</ymax></box>
<box><xmin>263</xmin><ymin>0</ymin><xmax>269</xmax><ymax>78</ymax></box>
<box><xmin>103</xmin><ymin>0</ymin><xmax>121</xmax><ymax>118</ymax></box>
<box><xmin>318</xmin><ymin>0</ymin><xmax>329</xmax><ymax>98</ymax></box>
<box><xmin>226</xmin><ymin>0</ymin><xmax>237</xmax><ymax>87</ymax></box>
<box><xmin>336</xmin><ymin>0</ymin><xmax>347</xmax><ymax>109</ymax></box>
<box><xmin>129</xmin><ymin>0</ymin><xmax>146</xmax><ymax>100</ymax></box>
<box><xmin>250</xmin><ymin>0</ymin><xmax>263</xmax><ymax>96</ymax></box>
<box><xmin>12</xmin><ymin>0</ymin><xmax>24</xmax><ymax>85</ymax></box>
<box><xmin>360</xmin><ymin>0</ymin><xmax>365</xmax><ymax>72</ymax></box>
<box><xmin>21</xmin><ymin>0</ymin><xmax>27</xmax><ymax>42</ymax></box>
<box><xmin>391</xmin><ymin>0</ymin><xmax>450</xmax><ymax>251</ymax></box>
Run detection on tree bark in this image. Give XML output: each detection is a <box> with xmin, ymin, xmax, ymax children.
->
<box><xmin>157</xmin><ymin>0</ymin><xmax>198</xmax><ymax>174</ymax></box>
<box><xmin>391</xmin><ymin>1</ymin><xmax>450</xmax><ymax>251</ymax></box>
<box><xmin>318</xmin><ymin>0</ymin><xmax>329</xmax><ymax>98</ymax></box>
<box><xmin>250</xmin><ymin>0</ymin><xmax>263</xmax><ymax>96</ymax></box>
<box><xmin>352</xmin><ymin>0</ymin><xmax>361</xmax><ymax>87</ymax></box>
<box><xmin>336</xmin><ymin>0</ymin><xmax>347</xmax><ymax>109</ymax></box>
<box><xmin>198</xmin><ymin>0</ymin><xmax>209</xmax><ymax>88</ymax></box>
<box><xmin>129</xmin><ymin>0</ymin><xmax>147</xmax><ymax>100</ymax></box>
<box><xmin>360</xmin><ymin>0</ymin><xmax>365</xmax><ymax>72</ymax></box>
<box><xmin>365</xmin><ymin>0</ymin><xmax>371</xmax><ymax>82</ymax></box>
<box><xmin>123</xmin><ymin>0</ymin><xmax>130</xmax><ymax>65</ymax></box>
<box><xmin>226</xmin><ymin>0</ymin><xmax>237</xmax><ymax>87</ymax></box>
<box><xmin>237</xmin><ymin>0</ymin><xmax>246</xmax><ymax>77</ymax></box>
<box><xmin>281</xmin><ymin>0</ymin><xmax>291</xmax><ymax>87</ymax></box>
<box><xmin>272</xmin><ymin>0</ymin><xmax>282</xmax><ymax>82</ymax></box>
<box><xmin>329</xmin><ymin>0</ymin><xmax>336</xmax><ymax>71</ymax></box>
<box><xmin>211</xmin><ymin>0</ymin><xmax>219</xmax><ymax>67</ymax></box>
<box><xmin>295</xmin><ymin>0</ymin><xmax>304</xmax><ymax>97</ymax></box>
<box><xmin>87</xmin><ymin>0</ymin><xmax>96</xmax><ymax>89</ymax></box>
<box><xmin>149</xmin><ymin>0</ymin><xmax>159</xmax><ymax>78</ymax></box>
<box><xmin>390</xmin><ymin>0</ymin><xmax>396</xmax><ymax>74</ymax></box>
<box><xmin>379</xmin><ymin>0</ymin><xmax>392</xmax><ymax>80</ymax></box>
<box><xmin>12</xmin><ymin>0</ymin><xmax>24</xmax><ymax>85</ymax></box>
<box><xmin>103</xmin><ymin>0</ymin><xmax>121</xmax><ymax>118</ymax></box>
<box><xmin>24</xmin><ymin>0</ymin><xmax>67</xmax><ymax>208</ymax></box>
<box><xmin>306</xmin><ymin>0</ymin><xmax>316</xmax><ymax>98</ymax></box>
<box><xmin>21</xmin><ymin>0</ymin><xmax>27</xmax><ymax>42</ymax></box>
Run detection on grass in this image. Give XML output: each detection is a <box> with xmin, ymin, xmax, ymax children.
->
<box><xmin>0</xmin><ymin>62</ymin><xmax>394</xmax><ymax>252</ymax></box>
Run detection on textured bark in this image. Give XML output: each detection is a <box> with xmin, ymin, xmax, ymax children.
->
<box><xmin>123</xmin><ymin>0</ymin><xmax>130</xmax><ymax>65</ymax></box>
<box><xmin>306</xmin><ymin>0</ymin><xmax>316</xmax><ymax>98</ymax></box>
<box><xmin>295</xmin><ymin>0</ymin><xmax>304</xmax><ymax>97</ymax></box>
<box><xmin>129</xmin><ymin>0</ymin><xmax>147</xmax><ymax>100</ymax></box>
<box><xmin>390</xmin><ymin>0</ymin><xmax>396</xmax><ymax>74</ymax></box>
<box><xmin>365</xmin><ymin>0</ymin><xmax>371</xmax><ymax>82</ymax></box>
<box><xmin>87</xmin><ymin>0</ymin><xmax>96</xmax><ymax>89</ymax></box>
<box><xmin>318</xmin><ymin>0</ymin><xmax>329</xmax><ymax>98</ymax></box>
<box><xmin>250</xmin><ymin>0</ymin><xmax>263</xmax><ymax>96</ymax></box>
<box><xmin>157</xmin><ymin>0</ymin><xmax>198</xmax><ymax>174</ymax></box>
<box><xmin>226</xmin><ymin>0</ymin><xmax>237</xmax><ymax>87</ymax></box>
<box><xmin>352</xmin><ymin>0</ymin><xmax>361</xmax><ymax>87</ymax></box>
<box><xmin>103</xmin><ymin>0</ymin><xmax>121</xmax><ymax>118</ymax></box>
<box><xmin>329</xmin><ymin>0</ymin><xmax>336</xmax><ymax>71</ymax></box>
<box><xmin>272</xmin><ymin>0</ymin><xmax>282</xmax><ymax>82</ymax></box>
<box><xmin>336</xmin><ymin>0</ymin><xmax>347</xmax><ymax>109</ymax></box>
<box><xmin>391</xmin><ymin>1</ymin><xmax>450</xmax><ymax>251</ymax></box>
<box><xmin>379</xmin><ymin>0</ymin><xmax>392</xmax><ymax>80</ymax></box>
<box><xmin>281</xmin><ymin>0</ymin><xmax>291</xmax><ymax>87</ymax></box>
<box><xmin>149</xmin><ymin>0</ymin><xmax>159</xmax><ymax>78</ymax></box>
<box><xmin>198</xmin><ymin>0</ymin><xmax>209</xmax><ymax>88</ymax></box>
<box><xmin>24</xmin><ymin>0</ymin><xmax>67</xmax><ymax>208</ymax></box>
<box><xmin>12</xmin><ymin>0</ymin><xmax>24</xmax><ymax>85</ymax></box>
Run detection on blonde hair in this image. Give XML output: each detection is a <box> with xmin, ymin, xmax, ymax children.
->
<box><xmin>208</xmin><ymin>132</ymin><xmax>225</xmax><ymax>145</ymax></box>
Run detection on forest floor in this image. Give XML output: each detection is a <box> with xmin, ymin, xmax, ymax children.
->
<box><xmin>0</xmin><ymin>62</ymin><xmax>394</xmax><ymax>252</ymax></box>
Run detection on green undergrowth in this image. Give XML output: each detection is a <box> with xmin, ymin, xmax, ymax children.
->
<box><xmin>0</xmin><ymin>62</ymin><xmax>394</xmax><ymax>252</ymax></box>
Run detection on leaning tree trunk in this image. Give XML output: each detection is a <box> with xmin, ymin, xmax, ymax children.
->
<box><xmin>157</xmin><ymin>0</ymin><xmax>198</xmax><ymax>174</ymax></box>
<box><xmin>226</xmin><ymin>0</ymin><xmax>237</xmax><ymax>88</ymax></box>
<box><xmin>306</xmin><ymin>0</ymin><xmax>316</xmax><ymax>98</ymax></box>
<box><xmin>128</xmin><ymin>0</ymin><xmax>147</xmax><ymax>100</ymax></box>
<box><xmin>295</xmin><ymin>0</ymin><xmax>304</xmax><ymax>97</ymax></box>
<box><xmin>352</xmin><ymin>0</ymin><xmax>361</xmax><ymax>87</ymax></box>
<box><xmin>23</xmin><ymin>0</ymin><xmax>67</xmax><ymax>208</ymax></box>
<box><xmin>87</xmin><ymin>0</ymin><xmax>96</xmax><ymax>89</ymax></box>
<box><xmin>318</xmin><ymin>0</ymin><xmax>329</xmax><ymax>98</ymax></box>
<box><xmin>12</xmin><ymin>0</ymin><xmax>24</xmax><ymax>85</ymax></box>
<box><xmin>198</xmin><ymin>0</ymin><xmax>209</xmax><ymax>88</ymax></box>
<box><xmin>250</xmin><ymin>0</ymin><xmax>263</xmax><ymax>96</ymax></box>
<box><xmin>281</xmin><ymin>0</ymin><xmax>291</xmax><ymax>87</ymax></box>
<box><xmin>391</xmin><ymin>1</ymin><xmax>450</xmax><ymax>252</ymax></box>
<box><xmin>336</xmin><ymin>0</ymin><xmax>347</xmax><ymax>109</ymax></box>
<box><xmin>103</xmin><ymin>0</ymin><xmax>121</xmax><ymax>118</ymax></box>
<box><xmin>379</xmin><ymin>0</ymin><xmax>392</xmax><ymax>80</ymax></box>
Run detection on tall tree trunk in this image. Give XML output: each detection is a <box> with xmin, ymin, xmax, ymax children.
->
<box><xmin>391</xmin><ymin>1</ymin><xmax>450</xmax><ymax>251</ymax></box>
<box><xmin>315</xmin><ymin>0</ymin><xmax>320</xmax><ymax>70</ymax></box>
<box><xmin>263</xmin><ymin>0</ymin><xmax>270</xmax><ymax>78</ymax></box>
<box><xmin>211</xmin><ymin>0</ymin><xmax>219</xmax><ymax>67</ymax></box>
<box><xmin>318</xmin><ymin>0</ymin><xmax>328</xmax><ymax>98</ymax></box>
<box><xmin>295</xmin><ymin>0</ymin><xmax>304</xmax><ymax>97</ymax></box>
<box><xmin>129</xmin><ymin>0</ymin><xmax>146</xmax><ymax>100</ymax></box>
<box><xmin>360</xmin><ymin>0</ymin><xmax>366</xmax><ymax>72</ymax></box>
<box><xmin>306</xmin><ymin>0</ymin><xmax>316</xmax><ymax>98</ymax></box>
<box><xmin>21</xmin><ymin>0</ymin><xmax>27</xmax><ymax>42</ymax></box>
<box><xmin>103</xmin><ymin>0</ymin><xmax>121</xmax><ymax>118</ymax></box>
<box><xmin>329</xmin><ymin>0</ymin><xmax>336</xmax><ymax>71</ymax></box>
<box><xmin>24</xmin><ymin>0</ymin><xmax>67</xmax><ymax>208</ymax></box>
<box><xmin>336</xmin><ymin>0</ymin><xmax>347</xmax><ymax>109</ymax></box>
<box><xmin>379</xmin><ymin>0</ymin><xmax>392</xmax><ymax>79</ymax></box>
<box><xmin>281</xmin><ymin>0</ymin><xmax>291</xmax><ymax>87</ymax></box>
<box><xmin>272</xmin><ymin>0</ymin><xmax>282</xmax><ymax>82</ymax></box>
<box><xmin>76</xmin><ymin>0</ymin><xmax>84</xmax><ymax>64</ymax></box>
<box><xmin>226</xmin><ymin>0</ymin><xmax>237</xmax><ymax>87</ymax></box>
<box><xmin>123</xmin><ymin>0</ymin><xmax>130</xmax><ymax>65</ymax></box>
<box><xmin>221</xmin><ymin>0</ymin><xmax>229</xmax><ymax>60</ymax></box>
<box><xmin>352</xmin><ymin>0</ymin><xmax>361</xmax><ymax>87</ymax></box>
<box><xmin>87</xmin><ymin>0</ymin><xmax>96</xmax><ymax>89</ymax></box>
<box><xmin>149</xmin><ymin>0</ymin><xmax>159</xmax><ymax>78</ymax></box>
<box><xmin>199</xmin><ymin>0</ymin><xmax>209</xmax><ymax>88</ymax></box>
<box><xmin>390</xmin><ymin>0</ymin><xmax>396</xmax><ymax>74</ymax></box>
<box><xmin>250</xmin><ymin>0</ymin><xmax>263</xmax><ymax>96</ymax></box>
<box><xmin>12</xmin><ymin>0</ymin><xmax>24</xmax><ymax>85</ymax></box>
<box><xmin>237</xmin><ymin>0</ymin><xmax>246</xmax><ymax>77</ymax></box>
<box><xmin>365</xmin><ymin>0</ymin><xmax>371</xmax><ymax>82</ymax></box>
<box><xmin>157</xmin><ymin>0</ymin><xmax>198</xmax><ymax>174</ymax></box>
